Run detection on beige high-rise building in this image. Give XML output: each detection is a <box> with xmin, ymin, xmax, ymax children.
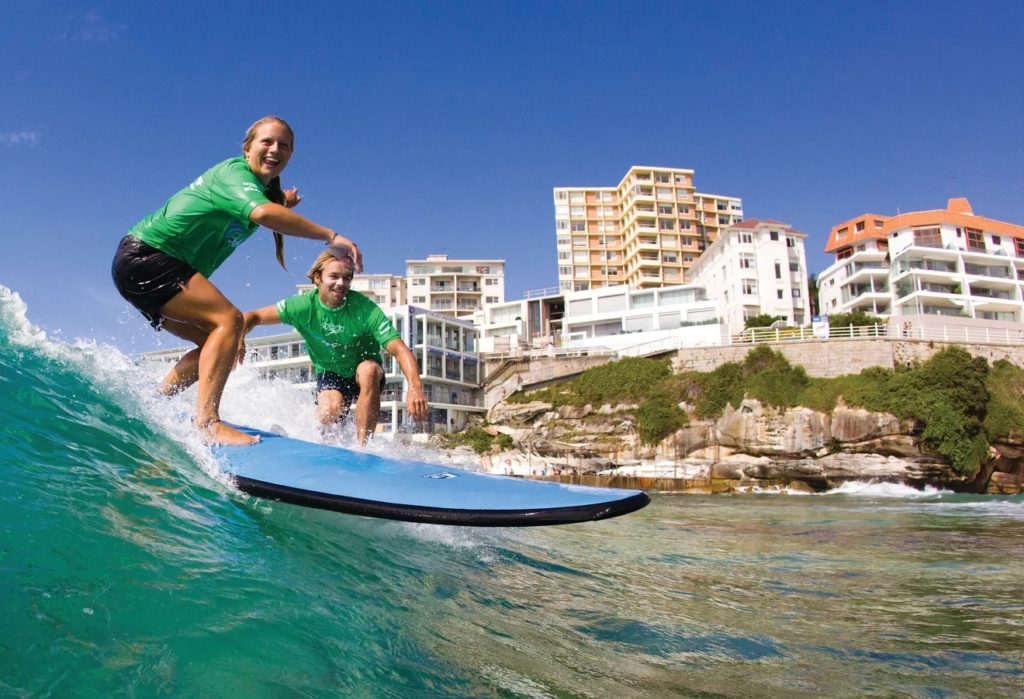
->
<box><xmin>554</xmin><ymin>166</ymin><xmax>743</xmax><ymax>291</ymax></box>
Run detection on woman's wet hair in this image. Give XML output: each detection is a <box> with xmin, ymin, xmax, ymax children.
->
<box><xmin>242</xmin><ymin>116</ymin><xmax>294</xmax><ymax>270</ymax></box>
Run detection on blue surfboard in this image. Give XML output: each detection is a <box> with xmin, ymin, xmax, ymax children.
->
<box><xmin>215</xmin><ymin>425</ymin><xmax>649</xmax><ymax>526</ymax></box>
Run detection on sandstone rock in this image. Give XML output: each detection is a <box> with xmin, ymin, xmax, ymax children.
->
<box><xmin>487</xmin><ymin>400</ymin><xmax>552</xmax><ymax>425</ymax></box>
<box><xmin>556</xmin><ymin>404</ymin><xmax>593</xmax><ymax>419</ymax></box>
<box><xmin>830</xmin><ymin>405</ymin><xmax>904</xmax><ymax>442</ymax></box>
<box><xmin>482</xmin><ymin>395</ymin><xmax>1023</xmax><ymax>493</ymax></box>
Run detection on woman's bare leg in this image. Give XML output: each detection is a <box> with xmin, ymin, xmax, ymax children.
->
<box><xmin>159</xmin><ymin>274</ymin><xmax>257</xmax><ymax>446</ymax></box>
<box><xmin>157</xmin><ymin>319</ymin><xmax>208</xmax><ymax>396</ymax></box>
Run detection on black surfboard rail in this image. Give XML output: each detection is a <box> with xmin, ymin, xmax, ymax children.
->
<box><xmin>234</xmin><ymin>475</ymin><xmax>651</xmax><ymax>527</ymax></box>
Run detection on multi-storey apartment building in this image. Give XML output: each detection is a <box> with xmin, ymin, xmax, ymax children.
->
<box><xmin>818</xmin><ymin>198</ymin><xmax>1024</xmax><ymax>323</ymax></box>
<box><xmin>553</xmin><ymin>166</ymin><xmax>743</xmax><ymax>292</ymax></box>
<box><xmin>349</xmin><ymin>273</ymin><xmax>406</xmax><ymax>308</ymax></box>
<box><xmin>687</xmin><ymin>219</ymin><xmax>812</xmax><ymax>333</ymax></box>
<box><xmin>405</xmin><ymin>254</ymin><xmax>505</xmax><ymax>318</ymax></box>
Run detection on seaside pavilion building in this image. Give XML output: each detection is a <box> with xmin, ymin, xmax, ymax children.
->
<box><xmin>686</xmin><ymin>219</ymin><xmax>812</xmax><ymax>333</ymax></box>
<box><xmin>817</xmin><ymin>198</ymin><xmax>1024</xmax><ymax>325</ymax></box>
<box><xmin>553</xmin><ymin>166</ymin><xmax>743</xmax><ymax>293</ymax></box>
<box><xmin>405</xmin><ymin>254</ymin><xmax>505</xmax><ymax>319</ymax></box>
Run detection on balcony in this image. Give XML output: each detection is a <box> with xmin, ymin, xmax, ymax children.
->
<box><xmin>968</xmin><ymin>286</ymin><xmax>1014</xmax><ymax>300</ymax></box>
<box><xmin>964</xmin><ymin>263</ymin><xmax>1012</xmax><ymax>279</ymax></box>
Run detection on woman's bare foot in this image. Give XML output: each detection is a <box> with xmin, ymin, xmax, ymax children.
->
<box><xmin>200</xmin><ymin>420</ymin><xmax>259</xmax><ymax>446</ymax></box>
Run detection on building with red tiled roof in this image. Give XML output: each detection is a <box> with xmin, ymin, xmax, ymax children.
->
<box><xmin>818</xmin><ymin>198</ymin><xmax>1024</xmax><ymax>324</ymax></box>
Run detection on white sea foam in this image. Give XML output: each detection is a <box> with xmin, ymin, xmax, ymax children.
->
<box><xmin>824</xmin><ymin>480</ymin><xmax>951</xmax><ymax>498</ymax></box>
<box><xmin>0</xmin><ymin>284</ymin><xmax>225</xmax><ymax>484</ymax></box>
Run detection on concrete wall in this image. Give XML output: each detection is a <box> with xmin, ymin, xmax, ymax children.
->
<box><xmin>484</xmin><ymin>355</ymin><xmax>612</xmax><ymax>409</ymax></box>
<box><xmin>672</xmin><ymin>338</ymin><xmax>1024</xmax><ymax>378</ymax></box>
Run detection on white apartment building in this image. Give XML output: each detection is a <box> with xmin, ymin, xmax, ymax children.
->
<box><xmin>476</xmin><ymin>283</ymin><xmax>725</xmax><ymax>354</ymax></box>
<box><xmin>554</xmin><ymin>166</ymin><xmax>743</xmax><ymax>292</ymax></box>
<box><xmin>818</xmin><ymin>198</ymin><xmax>1024</xmax><ymax>324</ymax></box>
<box><xmin>406</xmin><ymin>254</ymin><xmax>505</xmax><ymax>318</ymax></box>
<box><xmin>687</xmin><ymin>219</ymin><xmax>812</xmax><ymax>333</ymax></box>
<box><xmin>349</xmin><ymin>273</ymin><xmax>406</xmax><ymax>308</ymax></box>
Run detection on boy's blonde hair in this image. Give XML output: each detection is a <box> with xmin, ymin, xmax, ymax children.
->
<box><xmin>307</xmin><ymin>251</ymin><xmax>354</xmax><ymax>284</ymax></box>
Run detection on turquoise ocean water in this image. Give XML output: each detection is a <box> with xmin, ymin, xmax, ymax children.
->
<box><xmin>2</xmin><ymin>285</ymin><xmax>1022</xmax><ymax>697</ymax></box>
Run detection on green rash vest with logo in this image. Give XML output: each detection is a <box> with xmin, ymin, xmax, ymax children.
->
<box><xmin>275</xmin><ymin>289</ymin><xmax>401</xmax><ymax>378</ymax></box>
<box><xmin>129</xmin><ymin>157</ymin><xmax>271</xmax><ymax>278</ymax></box>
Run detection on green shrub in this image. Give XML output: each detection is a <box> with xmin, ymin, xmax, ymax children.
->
<box><xmin>828</xmin><ymin>310</ymin><xmax>885</xmax><ymax>327</ymax></box>
<box><xmin>436</xmin><ymin>426</ymin><xmax>508</xmax><ymax>454</ymax></box>
<box><xmin>635</xmin><ymin>392</ymin><xmax>687</xmax><ymax>445</ymax></box>
<box><xmin>511</xmin><ymin>356</ymin><xmax>672</xmax><ymax>407</ymax></box>
<box><xmin>688</xmin><ymin>362</ymin><xmax>745</xmax><ymax>419</ymax></box>
<box><xmin>744</xmin><ymin>313</ymin><xmax>783</xmax><ymax>329</ymax></box>
<box><xmin>985</xmin><ymin>359</ymin><xmax>1024</xmax><ymax>440</ymax></box>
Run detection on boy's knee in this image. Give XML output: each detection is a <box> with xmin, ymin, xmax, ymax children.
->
<box><xmin>356</xmin><ymin>361</ymin><xmax>383</xmax><ymax>390</ymax></box>
<box><xmin>316</xmin><ymin>390</ymin><xmax>345</xmax><ymax>422</ymax></box>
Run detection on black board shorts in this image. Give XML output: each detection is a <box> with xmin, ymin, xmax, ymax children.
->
<box><xmin>111</xmin><ymin>235</ymin><xmax>197</xmax><ymax>329</ymax></box>
<box><xmin>316</xmin><ymin>367</ymin><xmax>386</xmax><ymax>404</ymax></box>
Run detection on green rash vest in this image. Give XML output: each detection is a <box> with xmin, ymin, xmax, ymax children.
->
<box><xmin>129</xmin><ymin>157</ymin><xmax>271</xmax><ymax>278</ymax></box>
<box><xmin>275</xmin><ymin>289</ymin><xmax>401</xmax><ymax>377</ymax></box>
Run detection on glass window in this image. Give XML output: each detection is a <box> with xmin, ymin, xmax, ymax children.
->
<box><xmin>914</xmin><ymin>227</ymin><xmax>942</xmax><ymax>248</ymax></box>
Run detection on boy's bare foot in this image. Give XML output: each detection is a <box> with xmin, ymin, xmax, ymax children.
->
<box><xmin>200</xmin><ymin>420</ymin><xmax>259</xmax><ymax>446</ymax></box>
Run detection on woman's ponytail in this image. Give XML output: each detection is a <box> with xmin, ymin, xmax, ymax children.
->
<box><xmin>265</xmin><ymin>176</ymin><xmax>287</xmax><ymax>270</ymax></box>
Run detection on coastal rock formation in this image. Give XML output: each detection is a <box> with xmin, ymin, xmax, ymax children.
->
<box><xmin>482</xmin><ymin>398</ymin><xmax>1022</xmax><ymax>494</ymax></box>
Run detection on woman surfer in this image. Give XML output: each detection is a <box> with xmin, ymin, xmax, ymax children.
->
<box><xmin>111</xmin><ymin>116</ymin><xmax>360</xmax><ymax>445</ymax></box>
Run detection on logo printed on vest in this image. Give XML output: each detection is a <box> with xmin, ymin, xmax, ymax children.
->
<box><xmin>224</xmin><ymin>221</ymin><xmax>247</xmax><ymax>248</ymax></box>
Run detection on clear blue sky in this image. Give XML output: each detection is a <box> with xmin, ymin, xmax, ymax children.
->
<box><xmin>3</xmin><ymin>1</ymin><xmax>1022</xmax><ymax>352</ymax></box>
